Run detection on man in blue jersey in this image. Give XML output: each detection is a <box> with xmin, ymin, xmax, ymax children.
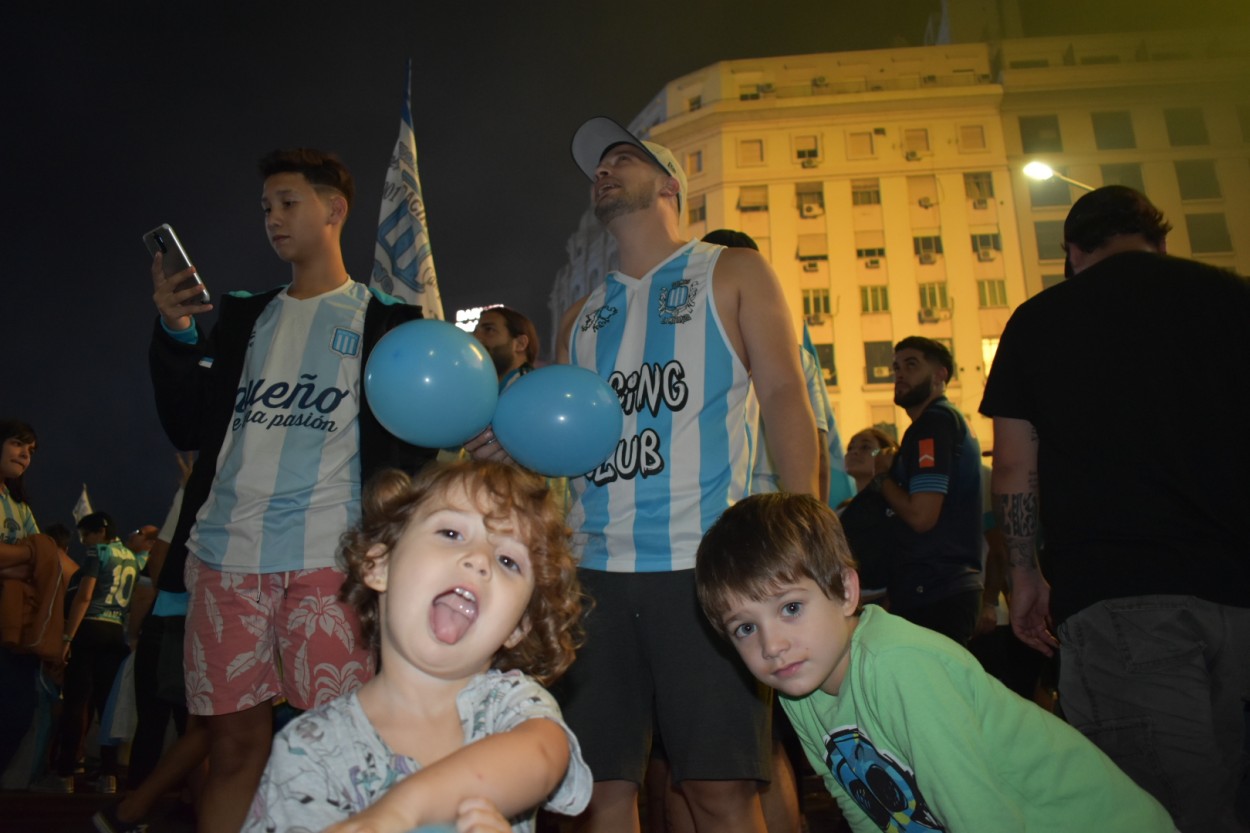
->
<box><xmin>868</xmin><ymin>336</ymin><xmax>983</xmax><ymax>645</ymax></box>
<box><xmin>147</xmin><ymin>148</ymin><xmax>436</xmax><ymax>833</ymax></box>
<box><xmin>555</xmin><ymin>117</ymin><xmax>819</xmax><ymax>833</ymax></box>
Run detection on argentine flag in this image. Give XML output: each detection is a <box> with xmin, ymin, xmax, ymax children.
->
<box><xmin>371</xmin><ymin>60</ymin><xmax>444</xmax><ymax>320</ymax></box>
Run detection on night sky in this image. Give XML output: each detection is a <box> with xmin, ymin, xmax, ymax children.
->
<box><xmin>7</xmin><ymin>0</ymin><xmax>1242</xmax><ymax>536</ymax></box>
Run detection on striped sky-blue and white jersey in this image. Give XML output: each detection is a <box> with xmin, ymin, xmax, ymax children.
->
<box><xmin>0</xmin><ymin>486</ymin><xmax>38</xmax><ymax>545</ymax></box>
<box><xmin>567</xmin><ymin>241</ymin><xmax>756</xmax><ymax>573</ymax></box>
<box><xmin>189</xmin><ymin>281</ymin><xmax>368</xmax><ymax>573</ymax></box>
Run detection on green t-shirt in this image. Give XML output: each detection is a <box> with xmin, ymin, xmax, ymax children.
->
<box><xmin>82</xmin><ymin>540</ymin><xmax>141</xmax><ymax>626</ymax></box>
<box><xmin>780</xmin><ymin>605</ymin><xmax>1173</xmax><ymax>832</ymax></box>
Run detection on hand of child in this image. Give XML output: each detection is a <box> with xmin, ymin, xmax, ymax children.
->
<box><xmin>451</xmin><ymin>797</ymin><xmax>512</xmax><ymax>833</ymax></box>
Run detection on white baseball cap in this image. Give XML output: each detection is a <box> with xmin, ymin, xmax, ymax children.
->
<box><xmin>571</xmin><ymin>116</ymin><xmax>687</xmax><ymax>214</ymax></box>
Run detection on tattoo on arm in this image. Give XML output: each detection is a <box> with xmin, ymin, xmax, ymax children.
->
<box><xmin>994</xmin><ymin>491</ymin><xmax>1040</xmax><ymax>571</ymax></box>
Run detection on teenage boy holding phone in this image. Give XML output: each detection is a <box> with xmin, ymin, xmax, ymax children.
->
<box><xmin>146</xmin><ymin>149</ymin><xmax>436</xmax><ymax>833</ymax></box>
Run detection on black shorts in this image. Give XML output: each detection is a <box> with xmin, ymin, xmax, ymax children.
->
<box><xmin>553</xmin><ymin>568</ymin><xmax>771</xmax><ymax>785</ymax></box>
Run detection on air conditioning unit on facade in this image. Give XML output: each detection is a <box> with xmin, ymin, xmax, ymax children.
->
<box><xmin>921</xmin><ymin>75</ymin><xmax>938</xmax><ymax>85</ymax></box>
<box><xmin>801</xmin><ymin>158</ymin><xmax>819</xmax><ymax>168</ymax></box>
<box><xmin>871</xmin><ymin>365</ymin><xmax>893</xmax><ymax>380</ymax></box>
<box><xmin>800</xmin><ymin>203</ymin><xmax>824</xmax><ymax>218</ymax></box>
<box><xmin>806</xmin><ymin>314</ymin><xmax>826</xmax><ymax>326</ymax></box>
<box><xmin>905</xmin><ymin>150</ymin><xmax>921</xmax><ymax>161</ymax></box>
<box><xmin>917</xmin><ymin>307</ymin><xmax>941</xmax><ymax>324</ymax></box>
<box><xmin>972</xmin><ymin>198</ymin><xmax>989</xmax><ymax>210</ymax></box>
<box><xmin>977</xmin><ymin>249</ymin><xmax>996</xmax><ymax>262</ymax></box>
<box><xmin>802</xmin><ymin>261</ymin><xmax>820</xmax><ymax>272</ymax></box>
<box><xmin>865</xmin><ymin>258</ymin><xmax>882</xmax><ymax>269</ymax></box>
<box><xmin>919</xmin><ymin>252</ymin><xmax>937</xmax><ymax>264</ymax></box>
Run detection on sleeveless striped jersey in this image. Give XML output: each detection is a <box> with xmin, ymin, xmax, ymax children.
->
<box><xmin>189</xmin><ymin>281</ymin><xmax>367</xmax><ymax>573</ymax></box>
<box><xmin>567</xmin><ymin>241</ymin><xmax>756</xmax><ymax>572</ymax></box>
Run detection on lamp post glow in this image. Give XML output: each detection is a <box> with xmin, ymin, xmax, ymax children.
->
<box><xmin>1022</xmin><ymin>161</ymin><xmax>1096</xmax><ymax>192</ymax></box>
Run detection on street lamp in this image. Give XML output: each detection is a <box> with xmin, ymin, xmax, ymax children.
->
<box><xmin>1022</xmin><ymin>161</ymin><xmax>1096</xmax><ymax>192</ymax></box>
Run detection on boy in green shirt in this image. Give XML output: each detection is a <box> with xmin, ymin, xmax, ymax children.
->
<box><xmin>695</xmin><ymin>493</ymin><xmax>1174</xmax><ymax>832</ymax></box>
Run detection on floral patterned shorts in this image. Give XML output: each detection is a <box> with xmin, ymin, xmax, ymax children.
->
<box><xmin>183</xmin><ymin>555</ymin><xmax>374</xmax><ymax>715</ymax></box>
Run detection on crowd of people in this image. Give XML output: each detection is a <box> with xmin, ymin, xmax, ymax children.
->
<box><xmin>0</xmin><ymin>117</ymin><xmax>1245</xmax><ymax>833</ymax></box>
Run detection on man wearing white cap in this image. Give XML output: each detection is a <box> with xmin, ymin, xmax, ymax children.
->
<box><xmin>555</xmin><ymin>117</ymin><xmax>818</xmax><ymax>833</ymax></box>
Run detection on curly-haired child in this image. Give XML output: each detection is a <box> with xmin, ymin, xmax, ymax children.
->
<box><xmin>244</xmin><ymin>460</ymin><xmax>591</xmax><ymax>833</ymax></box>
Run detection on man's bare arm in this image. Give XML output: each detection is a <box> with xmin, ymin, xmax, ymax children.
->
<box><xmin>990</xmin><ymin>416</ymin><xmax>1057</xmax><ymax>655</ymax></box>
<box><xmin>724</xmin><ymin>252</ymin><xmax>819</xmax><ymax>497</ymax></box>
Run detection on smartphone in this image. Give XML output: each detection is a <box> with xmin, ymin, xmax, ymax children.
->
<box><xmin>143</xmin><ymin>223</ymin><xmax>210</xmax><ymax>305</ymax></box>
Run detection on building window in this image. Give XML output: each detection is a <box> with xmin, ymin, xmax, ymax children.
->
<box><xmin>1029</xmin><ymin>170</ymin><xmax>1073</xmax><ymax>207</ymax></box>
<box><xmin>795</xmin><ymin>135</ymin><xmax>820</xmax><ymax>162</ymax></box>
<box><xmin>964</xmin><ymin>172</ymin><xmax>994</xmax><ymax>201</ymax></box>
<box><xmin>687</xmin><ymin>194</ymin><xmax>706</xmax><ymax>225</ymax></box>
<box><xmin>1186</xmin><ymin>213</ymin><xmax>1233</xmax><ymax>253</ymax></box>
<box><xmin>918</xmin><ymin>282</ymin><xmax>950</xmax><ymax>310</ymax></box>
<box><xmin>803</xmin><ymin>288</ymin><xmax>832</xmax><ymax>316</ymax></box>
<box><xmin>1019</xmin><ymin>114</ymin><xmax>1063</xmax><ymax>153</ymax></box>
<box><xmin>813</xmin><ymin>344</ymin><xmax>837</xmax><ymax>386</ymax></box>
<box><xmin>739</xmin><ymin>84</ymin><xmax>761</xmax><ymax>101</ymax></box>
<box><xmin>796</xmin><ymin>183</ymin><xmax>825</xmax><ymax>218</ymax></box>
<box><xmin>851</xmin><ymin>179</ymin><xmax>881</xmax><ymax>206</ymax></box>
<box><xmin>981</xmin><ymin>337</ymin><xmax>1001</xmax><ymax>376</ymax></box>
<box><xmin>860</xmin><ymin>285</ymin><xmax>890</xmax><ymax>313</ymax></box>
<box><xmin>913</xmin><ymin>236</ymin><xmax>944</xmax><ymax>260</ymax></box>
<box><xmin>959</xmin><ymin>125</ymin><xmax>987</xmax><ymax>151</ymax></box>
<box><xmin>1035</xmin><ymin>221</ymin><xmax>1066</xmax><ymax>260</ymax></box>
<box><xmin>738</xmin><ymin>139</ymin><xmax>765</xmax><ymax>166</ymax></box>
<box><xmin>1164</xmin><ymin>108</ymin><xmax>1209</xmax><ymax>146</ymax></box>
<box><xmin>864</xmin><ymin>342</ymin><xmax>895</xmax><ymax>384</ymax></box>
<box><xmin>870</xmin><ymin>403</ymin><xmax>899</xmax><ymax>441</ymax></box>
<box><xmin>738</xmin><ymin>185</ymin><xmax>769</xmax><ymax>212</ymax></box>
<box><xmin>686</xmin><ymin>150</ymin><xmax>703</xmax><ymax>175</ymax></box>
<box><xmin>903</xmin><ymin>128</ymin><xmax>930</xmax><ymax>155</ymax></box>
<box><xmin>1175</xmin><ymin>159</ymin><xmax>1221</xmax><ymax>200</ymax></box>
<box><xmin>971</xmin><ymin>233</ymin><xmax>1002</xmax><ymax>256</ymax></box>
<box><xmin>796</xmin><ymin>234</ymin><xmax>829</xmax><ymax>261</ymax></box>
<box><xmin>1042</xmin><ymin>273</ymin><xmax>1065</xmax><ymax>290</ymax></box>
<box><xmin>1101</xmin><ymin>162</ymin><xmax>1145</xmax><ymax>193</ymax></box>
<box><xmin>978</xmin><ymin>279</ymin><xmax>1008</xmax><ymax>308</ymax></box>
<box><xmin>1091</xmin><ymin>111</ymin><xmax>1136</xmax><ymax>150</ymax></box>
<box><xmin>847</xmin><ymin>131</ymin><xmax>875</xmax><ymax>159</ymax></box>
<box><xmin>857</xmin><ymin>247</ymin><xmax>886</xmax><ymax>259</ymax></box>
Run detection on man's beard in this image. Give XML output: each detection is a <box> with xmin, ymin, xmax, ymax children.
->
<box><xmin>594</xmin><ymin>183</ymin><xmax>654</xmax><ymax>225</ymax></box>
<box><xmin>894</xmin><ymin>377</ymin><xmax>932</xmax><ymax>410</ymax></box>
<box><xmin>487</xmin><ymin>343</ymin><xmax>514</xmax><ymax>377</ymax></box>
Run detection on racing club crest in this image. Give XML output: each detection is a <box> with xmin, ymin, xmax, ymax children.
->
<box><xmin>658</xmin><ymin>278</ymin><xmax>697</xmax><ymax>325</ymax></box>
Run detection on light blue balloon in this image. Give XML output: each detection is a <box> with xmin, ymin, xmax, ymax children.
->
<box><xmin>493</xmin><ymin>365</ymin><xmax>623</xmax><ymax>477</ymax></box>
<box><xmin>365</xmin><ymin>320</ymin><xmax>498</xmax><ymax>449</ymax></box>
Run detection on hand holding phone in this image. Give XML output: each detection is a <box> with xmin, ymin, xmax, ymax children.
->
<box><xmin>144</xmin><ymin>223</ymin><xmax>211</xmax><ymax>308</ymax></box>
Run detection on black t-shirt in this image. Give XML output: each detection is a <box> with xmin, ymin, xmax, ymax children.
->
<box><xmin>980</xmin><ymin>250</ymin><xmax>1250</xmax><ymax>622</ymax></box>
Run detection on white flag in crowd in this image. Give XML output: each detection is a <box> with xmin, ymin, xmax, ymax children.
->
<box><xmin>72</xmin><ymin>483</ymin><xmax>94</xmax><ymax>522</ymax></box>
<box><xmin>371</xmin><ymin>59</ymin><xmax>444</xmax><ymax>320</ymax></box>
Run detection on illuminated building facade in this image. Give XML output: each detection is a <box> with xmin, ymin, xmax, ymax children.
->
<box><xmin>549</xmin><ymin>29</ymin><xmax>1250</xmax><ymax>445</ymax></box>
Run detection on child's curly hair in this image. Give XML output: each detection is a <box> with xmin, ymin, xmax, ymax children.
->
<box><xmin>340</xmin><ymin>460</ymin><xmax>583</xmax><ymax>686</ymax></box>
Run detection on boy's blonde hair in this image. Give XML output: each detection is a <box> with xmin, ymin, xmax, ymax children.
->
<box><xmin>695</xmin><ymin>493</ymin><xmax>858</xmax><ymax>638</ymax></box>
<box><xmin>341</xmin><ymin>460</ymin><xmax>583</xmax><ymax>685</ymax></box>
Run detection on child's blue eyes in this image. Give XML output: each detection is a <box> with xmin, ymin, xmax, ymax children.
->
<box><xmin>732</xmin><ymin>623</ymin><xmax>757</xmax><ymax>639</ymax></box>
<box><xmin>497</xmin><ymin>554</ymin><xmax>522</xmax><ymax>573</ymax></box>
<box><xmin>782</xmin><ymin>602</ymin><xmax>803</xmax><ymax>617</ymax></box>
